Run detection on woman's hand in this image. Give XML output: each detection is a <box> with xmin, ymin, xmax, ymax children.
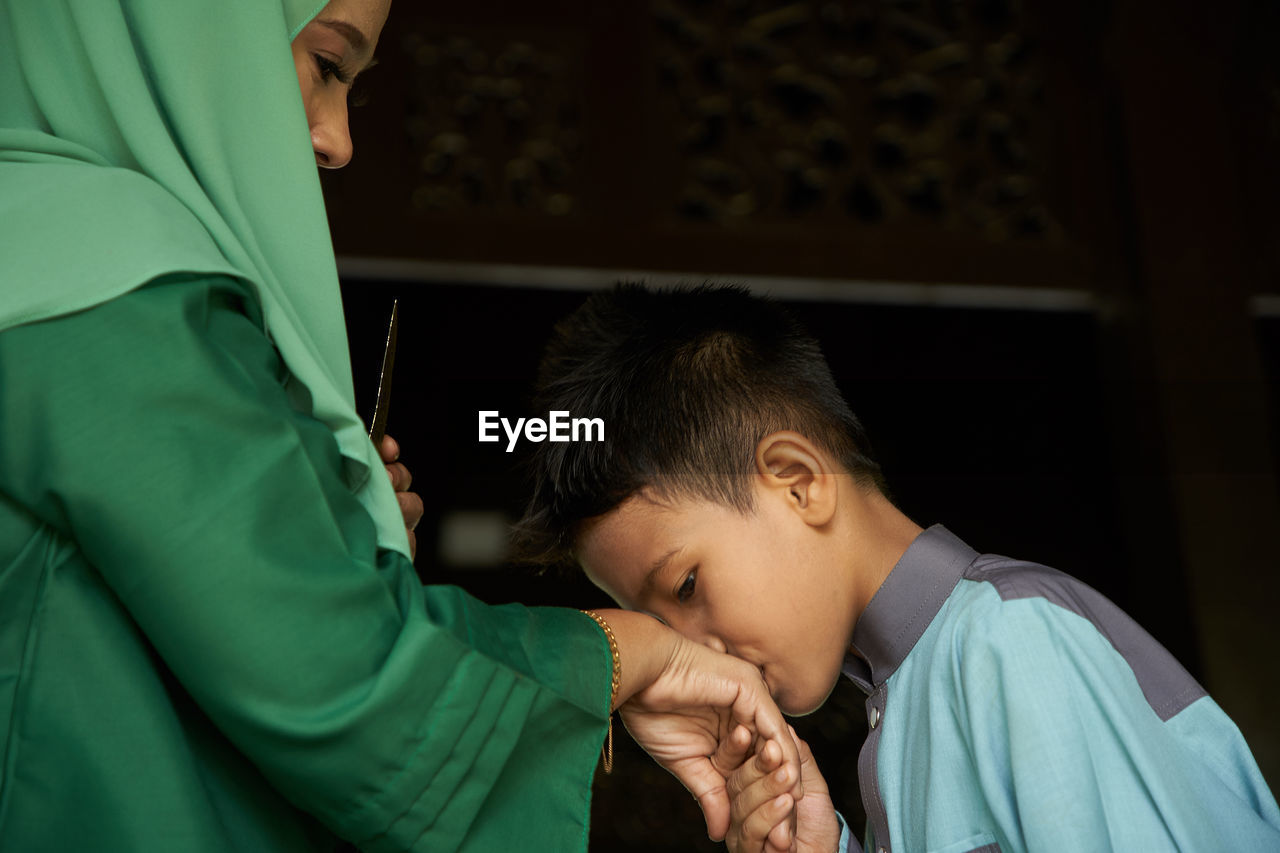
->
<box><xmin>597</xmin><ymin>610</ymin><xmax>803</xmax><ymax>842</ymax></box>
<box><xmin>378</xmin><ymin>435</ymin><xmax>423</xmax><ymax>560</ymax></box>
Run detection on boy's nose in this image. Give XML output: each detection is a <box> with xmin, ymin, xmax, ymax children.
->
<box><xmin>701</xmin><ymin>635</ymin><xmax>728</xmax><ymax>655</ymax></box>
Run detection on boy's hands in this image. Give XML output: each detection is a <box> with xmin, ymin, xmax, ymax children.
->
<box><xmin>727</xmin><ymin>732</ymin><xmax>840</xmax><ymax>853</ymax></box>
<box><xmin>603</xmin><ymin>615</ymin><xmax>802</xmax><ymax>841</ymax></box>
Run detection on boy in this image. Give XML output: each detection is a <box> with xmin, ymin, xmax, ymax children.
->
<box><xmin>514</xmin><ymin>284</ymin><xmax>1280</xmax><ymax>852</ymax></box>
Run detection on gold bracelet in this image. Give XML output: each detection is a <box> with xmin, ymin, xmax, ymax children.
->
<box><xmin>581</xmin><ymin>610</ymin><xmax>619</xmax><ymax>773</ymax></box>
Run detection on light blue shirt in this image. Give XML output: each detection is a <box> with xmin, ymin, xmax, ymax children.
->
<box><xmin>836</xmin><ymin>525</ymin><xmax>1280</xmax><ymax>853</ymax></box>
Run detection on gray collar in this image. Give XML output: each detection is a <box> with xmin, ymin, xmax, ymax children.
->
<box><xmin>841</xmin><ymin>525</ymin><xmax>978</xmax><ymax>693</ymax></box>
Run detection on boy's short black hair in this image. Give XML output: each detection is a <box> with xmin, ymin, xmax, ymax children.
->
<box><xmin>513</xmin><ymin>283</ymin><xmax>884</xmax><ymax>568</ymax></box>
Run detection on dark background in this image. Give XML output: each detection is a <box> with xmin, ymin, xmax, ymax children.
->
<box><xmin>323</xmin><ymin>1</ymin><xmax>1280</xmax><ymax>848</ymax></box>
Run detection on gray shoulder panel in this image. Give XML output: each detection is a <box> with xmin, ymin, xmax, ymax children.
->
<box><xmin>963</xmin><ymin>555</ymin><xmax>1206</xmax><ymax>722</ymax></box>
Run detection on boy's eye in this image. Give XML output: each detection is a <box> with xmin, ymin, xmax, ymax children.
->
<box><xmin>676</xmin><ymin>570</ymin><xmax>697</xmax><ymax>603</ymax></box>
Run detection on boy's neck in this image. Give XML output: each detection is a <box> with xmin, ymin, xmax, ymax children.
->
<box><xmin>839</xmin><ymin>484</ymin><xmax>923</xmax><ymax>655</ymax></box>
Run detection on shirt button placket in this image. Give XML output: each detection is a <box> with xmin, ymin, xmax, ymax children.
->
<box><xmin>865</xmin><ymin>689</ymin><xmax>889</xmax><ymax>850</ymax></box>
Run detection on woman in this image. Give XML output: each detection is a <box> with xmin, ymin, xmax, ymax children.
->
<box><xmin>0</xmin><ymin>1</ymin><xmax>798</xmax><ymax>850</ymax></box>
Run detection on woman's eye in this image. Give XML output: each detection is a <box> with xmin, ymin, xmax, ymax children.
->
<box><xmin>676</xmin><ymin>571</ymin><xmax>697</xmax><ymax>603</ymax></box>
<box><xmin>314</xmin><ymin>54</ymin><xmax>352</xmax><ymax>85</ymax></box>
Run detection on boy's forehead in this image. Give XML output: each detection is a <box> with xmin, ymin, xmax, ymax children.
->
<box><xmin>578</xmin><ymin>498</ymin><xmax>664</xmax><ymax>567</ymax></box>
<box><xmin>577</xmin><ymin>491</ymin><xmax>748</xmax><ymax>600</ymax></box>
<box><xmin>577</xmin><ymin>496</ymin><xmax>688</xmax><ymax>597</ymax></box>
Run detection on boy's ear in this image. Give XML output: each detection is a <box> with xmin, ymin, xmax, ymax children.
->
<box><xmin>754</xmin><ymin>431</ymin><xmax>837</xmax><ymax>526</ymax></box>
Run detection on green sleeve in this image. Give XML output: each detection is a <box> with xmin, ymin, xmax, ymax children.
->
<box><xmin>0</xmin><ymin>274</ymin><xmax>611</xmax><ymax>851</ymax></box>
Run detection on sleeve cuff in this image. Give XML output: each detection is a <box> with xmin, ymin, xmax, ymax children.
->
<box><xmin>835</xmin><ymin>809</ymin><xmax>862</xmax><ymax>853</ymax></box>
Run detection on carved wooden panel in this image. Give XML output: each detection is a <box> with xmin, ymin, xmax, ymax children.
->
<box><xmin>1251</xmin><ymin>1</ymin><xmax>1280</xmax><ymax>291</ymax></box>
<box><xmin>323</xmin><ymin>0</ymin><xmax>1110</xmax><ymax>288</ymax></box>
<box><xmin>400</xmin><ymin>32</ymin><xmax>585</xmax><ymax>217</ymax></box>
<box><xmin>650</xmin><ymin>0</ymin><xmax>1065</xmax><ymax>243</ymax></box>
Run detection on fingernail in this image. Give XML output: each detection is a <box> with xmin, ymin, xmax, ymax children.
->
<box><xmin>774</xmin><ymin>766</ymin><xmax>791</xmax><ymax>784</ymax></box>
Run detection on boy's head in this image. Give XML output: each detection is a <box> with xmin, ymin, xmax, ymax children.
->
<box><xmin>516</xmin><ymin>283</ymin><xmax>888</xmax><ymax>713</ymax></box>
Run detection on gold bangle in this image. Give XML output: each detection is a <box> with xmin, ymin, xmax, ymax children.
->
<box><xmin>581</xmin><ymin>609</ymin><xmax>620</xmax><ymax>708</ymax></box>
<box><xmin>582</xmin><ymin>610</ymin><xmax>619</xmax><ymax>773</ymax></box>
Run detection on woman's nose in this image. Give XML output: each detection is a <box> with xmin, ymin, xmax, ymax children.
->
<box><xmin>311</xmin><ymin>99</ymin><xmax>352</xmax><ymax>169</ymax></box>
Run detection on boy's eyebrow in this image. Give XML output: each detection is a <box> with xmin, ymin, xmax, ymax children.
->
<box><xmin>640</xmin><ymin>547</ymin><xmax>683</xmax><ymax>596</ymax></box>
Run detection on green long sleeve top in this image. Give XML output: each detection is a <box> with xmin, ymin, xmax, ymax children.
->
<box><xmin>0</xmin><ymin>274</ymin><xmax>611</xmax><ymax>852</ymax></box>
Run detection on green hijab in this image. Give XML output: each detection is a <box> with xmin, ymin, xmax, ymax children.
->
<box><xmin>0</xmin><ymin>0</ymin><xmax>409</xmax><ymax>559</ymax></box>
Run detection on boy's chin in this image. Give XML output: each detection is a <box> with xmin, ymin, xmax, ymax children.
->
<box><xmin>776</xmin><ymin>677</ymin><xmax>840</xmax><ymax>717</ymax></box>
